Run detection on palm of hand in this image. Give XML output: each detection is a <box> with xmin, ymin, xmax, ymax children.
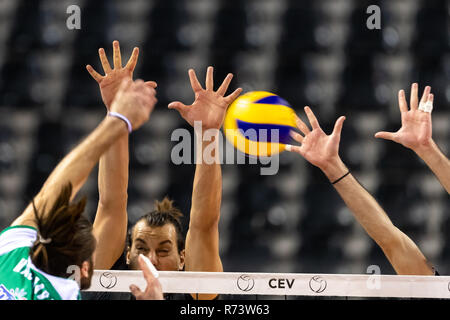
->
<box><xmin>396</xmin><ymin>111</ymin><xmax>432</xmax><ymax>149</ymax></box>
<box><xmin>301</xmin><ymin>129</ymin><xmax>339</xmax><ymax>168</ymax></box>
<box><xmin>99</xmin><ymin>69</ymin><xmax>131</xmax><ymax>109</ymax></box>
<box><xmin>183</xmin><ymin>91</ymin><xmax>228</xmax><ymax>129</ymax></box>
<box><xmin>169</xmin><ymin>67</ymin><xmax>242</xmax><ymax>130</ymax></box>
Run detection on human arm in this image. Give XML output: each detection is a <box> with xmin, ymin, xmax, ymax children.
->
<box><xmin>12</xmin><ymin>79</ymin><xmax>157</xmax><ymax>230</ymax></box>
<box><xmin>168</xmin><ymin>67</ymin><xmax>242</xmax><ymax>298</ymax></box>
<box><xmin>87</xmin><ymin>41</ymin><xmax>157</xmax><ymax>269</ymax></box>
<box><xmin>286</xmin><ymin>107</ymin><xmax>434</xmax><ymax>275</ymax></box>
<box><xmin>375</xmin><ymin>84</ymin><xmax>450</xmax><ymax>193</ymax></box>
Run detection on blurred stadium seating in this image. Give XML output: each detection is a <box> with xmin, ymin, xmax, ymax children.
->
<box><xmin>0</xmin><ymin>0</ymin><xmax>448</xmax><ymax>275</ymax></box>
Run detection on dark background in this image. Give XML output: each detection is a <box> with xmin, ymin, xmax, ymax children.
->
<box><xmin>0</xmin><ymin>0</ymin><xmax>448</xmax><ymax>275</ymax></box>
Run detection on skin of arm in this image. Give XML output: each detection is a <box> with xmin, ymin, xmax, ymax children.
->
<box><xmin>12</xmin><ymin>79</ymin><xmax>157</xmax><ymax>234</ymax></box>
<box><xmin>286</xmin><ymin>106</ymin><xmax>434</xmax><ymax>275</ymax></box>
<box><xmin>375</xmin><ymin>83</ymin><xmax>449</xmax><ymax>193</ymax></box>
<box><xmin>168</xmin><ymin>66</ymin><xmax>242</xmax><ymax>298</ymax></box>
<box><xmin>86</xmin><ymin>40</ymin><xmax>157</xmax><ymax>269</ymax></box>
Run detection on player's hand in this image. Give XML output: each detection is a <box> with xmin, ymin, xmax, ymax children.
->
<box><xmin>375</xmin><ymin>83</ymin><xmax>433</xmax><ymax>153</ymax></box>
<box><xmin>130</xmin><ymin>254</ymin><xmax>164</xmax><ymax>300</ymax></box>
<box><xmin>286</xmin><ymin>106</ymin><xmax>347</xmax><ymax>178</ymax></box>
<box><xmin>110</xmin><ymin>79</ymin><xmax>157</xmax><ymax>131</ymax></box>
<box><xmin>168</xmin><ymin>66</ymin><xmax>242</xmax><ymax>130</ymax></box>
<box><xmin>86</xmin><ymin>40</ymin><xmax>157</xmax><ymax>110</ymax></box>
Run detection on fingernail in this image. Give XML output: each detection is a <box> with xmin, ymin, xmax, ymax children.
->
<box><xmin>285</xmin><ymin>144</ymin><xmax>292</xmax><ymax>152</ymax></box>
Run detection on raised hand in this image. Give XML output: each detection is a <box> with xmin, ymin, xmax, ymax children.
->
<box><xmin>168</xmin><ymin>66</ymin><xmax>242</xmax><ymax>130</ymax></box>
<box><xmin>286</xmin><ymin>107</ymin><xmax>347</xmax><ymax>180</ymax></box>
<box><xmin>86</xmin><ymin>40</ymin><xmax>157</xmax><ymax>109</ymax></box>
<box><xmin>129</xmin><ymin>254</ymin><xmax>164</xmax><ymax>300</ymax></box>
<box><xmin>110</xmin><ymin>79</ymin><xmax>157</xmax><ymax>132</ymax></box>
<box><xmin>375</xmin><ymin>84</ymin><xmax>433</xmax><ymax>152</ymax></box>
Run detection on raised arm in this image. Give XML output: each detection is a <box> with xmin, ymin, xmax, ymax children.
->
<box><xmin>86</xmin><ymin>41</ymin><xmax>157</xmax><ymax>269</ymax></box>
<box><xmin>375</xmin><ymin>83</ymin><xmax>450</xmax><ymax>193</ymax></box>
<box><xmin>286</xmin><ymin>107</ymin><xmax>434</xmax><ymax>275</ymax></box>
<box><xmin>168</xmin><ymin>67</ymin><xmax>241</xmax><ymax>298</ymax></box>
<box><xmin>12</xmin><ymin>80</ymin><xmax>157</xmax><ymax>230</ymax></box>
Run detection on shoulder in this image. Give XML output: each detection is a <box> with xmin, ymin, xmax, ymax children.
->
<box><xmin>0</xmin><ymin>226</ymin><xmax>37</xmax><ymax>256</ymax></box>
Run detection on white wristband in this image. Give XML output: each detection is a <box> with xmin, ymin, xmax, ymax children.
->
<box><xmin>108</xmin><ymin>111</ymin><xmax>133</xmax><ymax>133</ymax></box>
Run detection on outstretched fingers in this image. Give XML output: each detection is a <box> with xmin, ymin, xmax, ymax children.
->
<box><xmin>224</xmin><ymin>88</ymin><xmax>243</xmax><ymax>104</ymax></box>
<box><xmin>113</xmin><ymin>40</ymin><xmax>122</xmax><ymax>69</ymax></box>
<box><xmin>289</xmin><ymin>130</ymin><xmax>304</xmax><ymax>144</ymax></box>
<box><xmin>145</xmin><ymin>81</ymin><xmax>157</xmax><ymax>89</ymax></box>
<box><xmin>98</xmin><ymin>48</ymin><xmax>112</xmax><ymax>73</ymax></box>
<box><xmin>206</xmin><ymin>66</ymin><xmax>214</xmax><ymax>91</ymax></box>
<box><xmin>217</xmin><ymin>73</ymin><xmax>233</xmax><ymax>96</ymax></box>
<box><xmin>125</xmin><ymin>47</ymin><xmax>140</xmax><ymax>72</ymax></box>
<box><xmin>86</xmin><ymin>64</ymin><xmax>103</xmax><ymax>83</ymax></box>
<box><xmin>304</xmin><ymin>106</ymin><xmax>321</xmax><ymax>130</ymax></box>
<box><xmin>284</xmin><ymin>144</ymin><xmax>303</xmax><ymax>155</ymax></box>
<box><xmin>410</xmin><ymin>83</ymin><xmax>419</xmax><ymax>110</ymax></box>
<box><xmin>188</xmin><ymin>69</ymin><xmax>203</xmax><ymax>93</ymax></box>
<box><xmin>295</xmin><ymin>115</ymin><xmax>311</xmax><ymax>136</ymax></box>
<box><xmin>168</xmin><ymin>101</ymin><xmax>189</xmax><ymax>114</ymax></box>
<box><xmin>398</xmin><ymin>89</ymin><xmax>408</xmax><ymax>113</ymax></box>
<box><xmin>419</xmin><ymin>85</ymin><xmax>431</xmax><ymax>107</ymax></box>
<box><xmin>374</xmin><ymin>131</ymin><xmax>397</xmax><ymax>142</ymax></box>
<box><xmin>332</xmin><ymin>116</ymin><xmax>346</xmax><ymax>138</ymax></box>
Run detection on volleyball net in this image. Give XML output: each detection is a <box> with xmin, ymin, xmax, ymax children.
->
<box><xmin>85</xmin><ymin>270</ymin><xmax>450</xmax><ymax>299</ymax></box>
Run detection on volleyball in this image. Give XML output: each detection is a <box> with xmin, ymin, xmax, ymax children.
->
<box><xmin>223</xmin><ymin>91</ymin><xmax>297</xmax><ymax>157</ymax></box>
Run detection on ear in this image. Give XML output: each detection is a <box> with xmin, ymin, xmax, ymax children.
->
<box><xmin>126</xmin><ymin>247</ymin><xmax>131</xmax><ymax>265</ymax></box>
<box><xmin>178</xmin><ymin>249</ymin><xmax>185</xmax><ymax>271</ymax></box>
<box><xmin>80</xmin><ymin>260</ymin><xmax>91</xmax><ymax>278</ymax></box>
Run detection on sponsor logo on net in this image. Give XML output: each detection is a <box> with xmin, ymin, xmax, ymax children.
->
<box><xmin>100</xmin><ymin>272</ymin><xmax>118</xmax><ymax>289</ymax></box>
<box><xmin>309</xmin><ymin>275</ymin><xmax>327</xmax><ymax>293</ymax></box>
<box><xmin>237</xmin><ymin>275</ymin><xmax>255</xmax><ymax>292</ymax></box>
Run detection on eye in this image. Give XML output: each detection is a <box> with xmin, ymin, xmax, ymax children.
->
<box><xmin>157</xmin><ymin>249</ymin><xmax>169</xmax><ymax>255</ymax></box>
<box><xmin>136</xmin><ymin>246</ymin><xmax>148</xmax><ymax>252</ymax></box>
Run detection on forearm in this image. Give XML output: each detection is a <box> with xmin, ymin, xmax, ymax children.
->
<box><xmin>38</xmin><ymin>117</ymin><xmax>128</xmax><ymax>205</ymax></box>
<box><xmin>414</xmin><ymin>140</ymin><xmax>450</xmax><ymax>193</ymax></box>
<box><xmin>189</xmin><ymin>130</ymin><xmax>222</xmax><ymax>229</ymax></box>
<box><xmin>98</xmin><ymin>133</ymin><xmax>129</xmax><ymax>209</ymax></box>
<box><xmin>93</xmin><ymin>132</ymin><xmax>129</xmax><ymax>269</ymax></box>
<box><xmin>322</xmin><ymin>158</ymin><xmax>397</xmax><ymax>247</ymax></box>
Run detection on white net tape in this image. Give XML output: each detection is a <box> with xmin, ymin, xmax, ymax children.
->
<box><xmin>85</xmin><ymin>270</ymin><xmax>450</xmax><ymax>299</ymax></box>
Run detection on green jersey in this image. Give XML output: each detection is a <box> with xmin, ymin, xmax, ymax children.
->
<box><xmin>0</xmin><ymin>226</ymin><xmax>80</xmax><ymax>300</ymax></box>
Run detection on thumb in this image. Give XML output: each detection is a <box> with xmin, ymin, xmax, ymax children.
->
<box><xmin>374</xmin><ymin>131</ymin><xmax>396</xmax><ymax>141</ymax></box>
<box><xmin>332</xmin><ymin>116</ymin><xmax>346</xmax><ymax>137</ymax></box>
<box><xmin>168</xmin><ymin>101</ymin><xmax>188</xmax><ymax>113</ymax></box>
<box><xmin>145</xmin><ymin>81</ymin><xmax>157</xmax><ymax>89</ymax></box>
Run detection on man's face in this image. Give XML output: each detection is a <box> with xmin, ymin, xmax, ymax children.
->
<box><xmin>127</xmin><ymin>220</ymin><xmax>185</xmax><ymax>271</ymax></box>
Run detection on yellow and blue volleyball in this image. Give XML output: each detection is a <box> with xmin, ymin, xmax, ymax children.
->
<box><xmin>223</xmin><ymin>91</ymin><xmax>296</xmax><ymax>157</ymax></box>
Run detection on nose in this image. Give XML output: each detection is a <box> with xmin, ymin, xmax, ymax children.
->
<box><xmin>146</xmin><ymin>251</ymin><xmax>158</xmax><ymax>268</ymax></box>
